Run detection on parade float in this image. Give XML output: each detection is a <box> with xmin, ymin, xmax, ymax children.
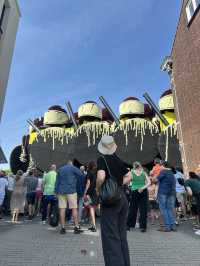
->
<box><xmin>29</xmin><ymin>105</ymin><xmax>75</xmax><ymax>172</ymax></box>
<box><xmin>156</xmin><ymin>90</ymin><xmax>182</xmax><ymax>168</ymax></box>
<box><xmin>10</xmin><ymin>92</ymin><xmax>182</xmax><ymax>174</ymax></box>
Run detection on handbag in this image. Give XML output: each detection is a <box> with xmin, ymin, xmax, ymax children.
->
<box><xmin>99</xmin><ymin>156</ymin><xmax>121</xmax><ymax>206</ymax></box>
<box><xmin>83</xmin><ymin>195</ymin><xmax>92</xmax><ymax>207</ymax></box>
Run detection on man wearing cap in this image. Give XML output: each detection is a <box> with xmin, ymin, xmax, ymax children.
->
<box><xmin>96</xmin><ymin>135</ymin><xmax>131</xmax><ymax>266</ymax></box>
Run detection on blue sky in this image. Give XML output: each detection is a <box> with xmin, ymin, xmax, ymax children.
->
<box><xmin>0</xmin><ymin>0</ymin><xmax>182</xmax><ymax>168</ymax></box>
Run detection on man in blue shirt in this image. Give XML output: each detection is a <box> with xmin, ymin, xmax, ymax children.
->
<box><xmin>157</xmin><ymin>161</ymin><xmax>176</xmax><ymax>232</ymax></box>
<box><xmin>55</xmin><ymin>160</ymin><xmax>84</xmax><ymax>234</ymax></box>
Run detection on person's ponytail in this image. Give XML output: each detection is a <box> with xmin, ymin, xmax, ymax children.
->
<box><xmin>15</xmin><ymin>170</ymin><xmax>24</xmax><ymax>182</ymax></box>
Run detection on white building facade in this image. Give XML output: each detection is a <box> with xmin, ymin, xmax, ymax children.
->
<box><xmin>0</xmin><ymin>0</ymin><xmax>20</xmax><ymax>163</ymax></box>
<box><xmin>0</xmin><ymin>0</ymin><xmax>21</xmax><ymax>122</ymax></box>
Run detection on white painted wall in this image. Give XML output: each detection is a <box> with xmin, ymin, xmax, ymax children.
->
<box><xmin>0</xmin><ymin>0</ymin><xmax>21</xmax><ymax>122</ymax></box>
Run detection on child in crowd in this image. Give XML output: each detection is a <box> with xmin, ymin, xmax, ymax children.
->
<box><xmin>148</xmin><ymin>178</ymin><xmax>159</xmax><ymax>225</ymax></box>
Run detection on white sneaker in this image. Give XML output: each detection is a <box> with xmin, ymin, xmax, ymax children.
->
<box><xmin>194</xmin><ymin>230</ymin><xmax>200</xmax><ymax>236</ymax></box>
<box><xmin>41</xmin><ymin>221</ymin><xmax>46</xmax><ymax>225</ymax></box>
<box><xmin>135</xmin><ymin>222</ymin><xmax>139</xmax><ymax>228</ymax></box>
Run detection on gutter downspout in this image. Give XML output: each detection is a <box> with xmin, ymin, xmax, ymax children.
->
<box><xmin>171</xmin><ymin>69</ymin><xmax>189</xmax><ymax>174</ymax></box>
<box><xmin>161</xmin><ymin>56</ymin><xmax>189</xmax><ymax>175</ymax></box>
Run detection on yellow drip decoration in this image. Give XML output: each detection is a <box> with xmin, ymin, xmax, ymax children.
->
<box><xmin>30</xmin><ymin>127</ymin><xmax>75</xmax><ymax>150</ymax></box>
<box><xmin>75</xmin><ymin>122</ymin><xmax>110</xmax><ymax>147</ymax></box>
<box><xmin>19</xmin><ymin>146</ymin><xmax>27</xmax><ymax>163</ymax></box>
<box><xmin>162</xmin><ymin>122</ymin><xmax>178</xmax><ymax>161</ymax></box>
<box><xmin>27</xmin><ymin>154</ymin><xmax>35</xmax><ymax>171</ymax></box>
<box><xmin>29</xmin><ymin>132</ymin><xmax>37</xmax><ymax>145</ymax></box>
<box><xmin>158</xmin><ymin>111</ymin><xmax>176</xmax><ymax>131</ymax></box>
<box><xmin>27</xmin><ymin>117</ymin><xmax>181</xmax><ymax>156</ymax></box>
<box><xmin>112</xmin><ymin>118</ymin><xmax>159</xmax><ymax>150</ymax></box>
<box><xmin>41</xmin><ymin>127</ymin><xmax>75</xmax><ymax>150</ymax></box>
<box><xmin>29</xmin><ymin>120</ymin><xmax>158</xmax><ymax>150</ymax></box>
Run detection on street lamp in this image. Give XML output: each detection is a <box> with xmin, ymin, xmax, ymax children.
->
<box><xmin>160</xmin><ymin>56</ymin><xmax>173</xmax><ymax>74</ymax></box>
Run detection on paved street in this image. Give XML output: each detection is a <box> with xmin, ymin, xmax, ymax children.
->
<box><xmin>0</xmin><ymin>218</ymin><xmax>200</xmax><ymax>266</ymax></box>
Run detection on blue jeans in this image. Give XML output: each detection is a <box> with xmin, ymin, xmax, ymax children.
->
<box><xmin>42</xmin><ymin>195</ymin><xmax>57</xmax><ymax>221</ymax></box>
<box><xmin>158</xmin><ymin>194</ymin><xmax>175</xmax><ymax>230</ymax></box>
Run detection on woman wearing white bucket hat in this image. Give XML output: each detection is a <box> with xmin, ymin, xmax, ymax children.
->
<box><xmin>96</xmin><ymin>135</ymin><xmax>131</xmax><ymax>266</ymax></box>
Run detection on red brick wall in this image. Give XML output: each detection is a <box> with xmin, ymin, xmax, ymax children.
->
<box><xmin>172</xmin><ymin>0</ymin><xmax>200</xmax><ymax>173</ymax></box>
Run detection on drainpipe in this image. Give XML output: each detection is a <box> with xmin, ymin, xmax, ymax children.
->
<box><xmin>161</xmin><ymin>56</ymin><xmax>188</xmax><ymax>175</ymax></box>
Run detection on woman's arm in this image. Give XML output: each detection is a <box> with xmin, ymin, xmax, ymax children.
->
<box><xmin>186</xmin><ymin>186</ymin><xmax>193</xmax><ymax>196</ymax></box>
<box><xmin>123</xmin><ymin>171</ymin><xmax>131</xmax><ymax>185</ymax></box>
<box><xmin>138</xmin><ymin>173</ymin><xmax>151</xmax><ymax>193</ymax></box>
<box><xmin>96</xmin><ymin>170</ymin><xmax>106</xmax><ymax>195</ymax></box>
<box><xmin>84</xmin><ymin>179</ymin><xmax>91</xmax><ymax>195</ymax></box>
<box><xmin>96</xmin><ymin>169</ymin><xmax>131</xmax><ymax>192</ymax></box>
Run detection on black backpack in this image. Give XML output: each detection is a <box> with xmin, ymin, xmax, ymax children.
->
<box><xmin>49</xmin><ymin>201</ymin><xmax>59</xmax><ymax>227</ymax></box>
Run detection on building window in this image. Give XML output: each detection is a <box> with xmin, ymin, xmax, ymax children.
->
<box><xmin>0</xmin><ymin>4</ymin><xmax>6</xmax><ymax>35</ymax></box>
<box><xmin>186</xmin><ymin>0</ymin><xmax>200</xmax><ymax>23</ymax></box>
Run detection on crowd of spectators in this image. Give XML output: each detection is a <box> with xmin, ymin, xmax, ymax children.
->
<box><xmin>1</xmin><ymin>135</ymin><xmax>200</xmax><ymax>266</ymax></box>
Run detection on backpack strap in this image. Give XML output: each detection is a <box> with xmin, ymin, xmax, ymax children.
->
<box><xmin>101</xmin><ymin>156</ymin><xmax>112</xmax><ymax>178</ymax></box>
<box><xmin>131</xmin><ymin>169</ymin><xmax>135</xmax><ymax>181</ymax></box>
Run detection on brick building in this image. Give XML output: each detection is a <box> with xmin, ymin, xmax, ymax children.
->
<box><xmin>170</xmin><ymin>0</ymin><xmax>200</xmax><ymax>173</ymax></box>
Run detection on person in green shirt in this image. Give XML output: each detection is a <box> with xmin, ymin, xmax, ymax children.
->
<box><xmin>127</xmin><ymin>161</ymin><xmax>150</xmax><ymax>232</ymax></box>
<box><xmin>185</xmin><ymin>172</ymin><xmax>200</xmax><ymax>236</ymax></box>
<box><xmin>185</xmin><ymin>172</ymin><xmax>200</xmax><ymax>196</ymax></box>
<box><xmin>41</xmin><ymin>164</ymin><xmax>57</xmax><ymax>224</ymax></box>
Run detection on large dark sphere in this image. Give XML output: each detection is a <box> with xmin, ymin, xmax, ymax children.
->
<box><xmin>158</xmin><ymin>129</ymin><xmax>182</xmax><ymax>168</ymax></box>
<box><xmin>73</xmin><ymin>133</ymin><xmax>101</xmax><ymax>164</ymax></box>
<box><xmin>114</xmin><ymin>127</ymin><xmax>159</xmax><ymax>165</ymax></box>
<box><xmin>10</xmin><ymin>145</ymin><xmax>30</xmax><ymax>175</ymax></box>
<box><xmin>30</xmin><ymin>134</ymin><xmax>75</xmax><ymax>172</ymax></box>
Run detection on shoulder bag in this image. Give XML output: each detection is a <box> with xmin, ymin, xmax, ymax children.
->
<box><xmin>99</xmin><ymin>156</ymin><xmax>121</xmax><ymax>206</ymax></box>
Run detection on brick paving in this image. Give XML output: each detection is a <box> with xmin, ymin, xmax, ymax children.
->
<box><xmin>0</xmin><ymin>218</ymin><xmax>200</xmax><ymax>266</ymax></box>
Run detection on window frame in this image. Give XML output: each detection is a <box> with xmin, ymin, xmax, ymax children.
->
<box><xmin>186</xmin><ymin>0</ymin><xmax>200</xmax><ymax>25</ymax></box>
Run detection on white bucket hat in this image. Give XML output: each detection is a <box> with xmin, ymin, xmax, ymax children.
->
<box><xmin>98</xmin><ymin>135</ymin><xmax>117</xmax><ymax>155</ymax></box>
